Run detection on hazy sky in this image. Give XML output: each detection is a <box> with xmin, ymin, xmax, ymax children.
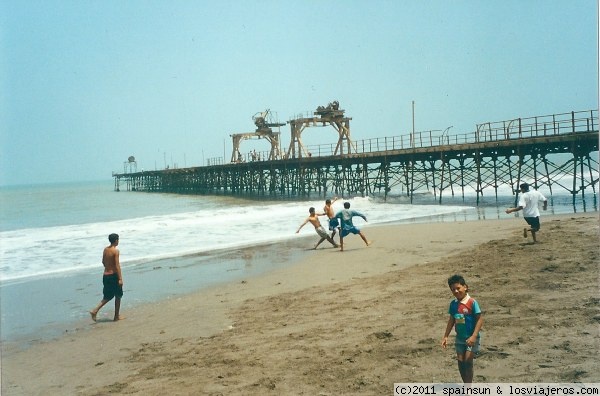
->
<box><xmin>1</xmin><ymin>1</ymin><xmax>597</xmax><ymax>186</ymax></box>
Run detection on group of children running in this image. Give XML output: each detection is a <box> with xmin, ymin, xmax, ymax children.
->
<box><xmin>296</xmin><ymin>197</ymin><xmax>372</xmax><ymax>252</ymax></box>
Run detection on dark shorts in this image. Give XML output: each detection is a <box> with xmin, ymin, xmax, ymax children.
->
<box><xmin>524</xmin><ymin>216</ymin><xmax>541</xmax><ymax>231</ymax></box>
<box><xmin>454</xmin><ymin>335</ymin><xmax>481</xmax><ymax>355</ymax></box>
<box><xmin>340</xmin><ymin>226</ymin><xmax>360</xmax><ymax>238</ymax></box>
<box><xmin>328</xmin><ymin>217</ymin><xmax>339</xmax><ymax>231</ymax></box>
<box><xmin>102</xmin><ymin>273</ymin><xmax>123</xmax><ymax>301</ymax></box>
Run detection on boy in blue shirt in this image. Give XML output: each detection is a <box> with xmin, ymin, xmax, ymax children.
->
<box><xmin>441</xmin><ymin>274</ymin><xmax>483</xmax><ymax>383</ymax></box>
<box><xmin>334</xmin><ymin>202</ymin><xmax>372</xmax><ymax>252</ymax></box>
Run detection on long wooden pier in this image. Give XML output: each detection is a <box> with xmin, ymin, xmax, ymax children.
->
<box><xmin>113</xmin><ymin>110</ymin><xmax>599</xmax><ymax>205</ymax></box>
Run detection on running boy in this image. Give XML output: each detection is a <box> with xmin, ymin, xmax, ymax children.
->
<box><xmin>334</xmin><ymin>202</ymin><xmax>372</xmax><ymax>252</ymax></box>
<box><xmin>441</xmin><ymin>274</ymin><xmax>483</xmax><ymax>383</ymax></box>
<box><xmin>90</xmin><ymin>233</ymin><xmax>124</xmax><ymax>321</ymax></box>
<box><xmin>505</xmin><ymin>182</ymin><xmax>548</xmax><ymax>243</ymax></box>
<box><xmin>296</xmin><ymin>207</ymin><xmax>339</xmax><ymax>249</ymax></box>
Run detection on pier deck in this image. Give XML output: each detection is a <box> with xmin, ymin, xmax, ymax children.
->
<box><xmin>113</xmin><ymin>110</ymin><xmax>598</xmax><ymax>205</ymax></box>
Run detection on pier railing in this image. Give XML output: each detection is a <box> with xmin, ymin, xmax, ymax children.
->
<box><xmin>241</xmin><ymin>110</ymin><xmax>597</xmax><ymax>161</ymax></box>
<box><xmin>302</xmin><ymin>110</ymin><xmax>598</xmax><ymax>158</ymax></box>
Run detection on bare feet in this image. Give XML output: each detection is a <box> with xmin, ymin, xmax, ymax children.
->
<box><xmin>89</xmin><ymin>311</ymin><xmax>97</xmax><ymax>322</ymax></box>
<box><xmin>114</xmin><ymin>316</ymin><xmax>125</xmax><ymax>321</ymax></box>
<box><xmin>366</xmin><ymin>240</ymin><xmax>373</xmax><ymax>246</ymax></box>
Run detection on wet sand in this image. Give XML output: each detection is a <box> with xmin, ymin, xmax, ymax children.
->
<box><xmin>2</xmin><ymin>213</ymin><xmax>599</xmax><ymax>395</ymax></box>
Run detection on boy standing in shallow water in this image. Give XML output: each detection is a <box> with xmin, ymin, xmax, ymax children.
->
<box><xmin>441</xmin><ymin>274</ymin><xmax>483</xmax><ymax>383</ymax></box>
<box><xmin>90</xmin><ymin>233</ymin><xmax>124</xmax><ymax>322</ymax></box>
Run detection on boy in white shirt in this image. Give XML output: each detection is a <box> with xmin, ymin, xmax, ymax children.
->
<box><xmin>505</xmin><ymin>183</ymin><xmax>548</xmax><ymax>243</ymax></box>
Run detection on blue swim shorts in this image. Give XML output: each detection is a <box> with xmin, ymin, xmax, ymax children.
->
<box><xmin>340</xmin><ymin>226</ymin><xmax>360</xmax><ymax>238</ymax></box>
<box><xmin>454</xmin><ymin>335</ymin><xmax>481</xmax><ymax>355</ymax></box>
<box><xmin>328</xmin><ymin>217</ymin><xmax>339</xmax><ymax>231</ymax></box>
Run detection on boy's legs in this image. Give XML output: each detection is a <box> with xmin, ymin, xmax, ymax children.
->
<box><xmin>326</xmin><ymin>235</ymin><xmax>338</xmax><ymax>247</ymax></box>
<box><xmin>314</xmin><ymin>237</ymin><xmax>326</xmax><ymax>249</ymax></box>
<box><xmin>524</xmin><ymin>217</ymin><xmax>540</xmax><ymax>243</ymax></box>
<box><xmin>114</xmin><ymin>297</ymin><xmax>123</xmax><ymax>321</ymax></box>
<box><xmin>90</xmin><ymin>299</ymin><xmax>109</xmax><ymax>321</ymax></box>
<box><xmin>339</xmin><ymin>235</ymin><xmax>344</xmax><ymax>251</ymax></box>
<box><xmin>358</xmin><ymin>231</ymin><xmax>372</xmax><ymax>246</ymax></box>
<box><xmin>456</xmin><ymin>351</ymin><xmax>475</xmax><ymax>383</ymax></box>
<box><xmin>328</xmin><ymin>218</ymin><xmax>338</xmax><ymax>239</ymax></box>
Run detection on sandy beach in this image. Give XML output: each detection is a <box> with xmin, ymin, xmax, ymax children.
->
<box><xmin>2</xmin><ymin>213</ymin><xmax>599</xmax><ymax>395</ymax></box>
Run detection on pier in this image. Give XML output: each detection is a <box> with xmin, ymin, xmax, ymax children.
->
<box><xmin>113</xmin><ymin>109</ymin><xmax>598</xmax><ymax>206</ymax></box>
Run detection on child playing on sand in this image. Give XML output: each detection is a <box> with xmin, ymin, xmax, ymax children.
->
<box><xmin>334</xmin><ymin>202</ymin><xmax>372</xmax><ymax>252</ymax></box>
<box><xmin>441</xmin><ymin>274</ymin><xmax>483</xmax><ymax>383</ymax></box>
<box><xmin>90</xmin><ymin>233</ymin><xmax>125</xmax><ymax>322</ymax></box>
<box><xmin>296</xmin><ymin>207</ymin><xmax>339</xmax><ymax>249</ymax></box>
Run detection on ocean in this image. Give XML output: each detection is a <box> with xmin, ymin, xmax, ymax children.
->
<box><xmin>0</xmin><ymin>180</ymin><xmax>596</xmax><ymax>345</ymax></box>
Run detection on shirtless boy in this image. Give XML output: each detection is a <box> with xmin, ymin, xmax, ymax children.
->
<box><xmin>323</xmin><ymin>197</ymin><xmax>340</xmax><ymax>239</ymax></box>
<box><xmin>296</xmin><ymin>207</ymin><xmax>339</xmax><ymax>249</ymax></box>
<box><xmin>90</xmin><ymin>233</ymin><xmax>124</xmax><ymax>321</ymax></box>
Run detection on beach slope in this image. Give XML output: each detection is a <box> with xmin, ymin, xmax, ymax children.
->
<box><xmin>2</xmin><ymin>214</ymin><xmax>599</xmax><ymax>395</ymax></box>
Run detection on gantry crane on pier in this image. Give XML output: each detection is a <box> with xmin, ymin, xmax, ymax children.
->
<box><xmin>230</xmin><ymin>109</ymin><xmax>285</xmax><ymax>162</ymax></box>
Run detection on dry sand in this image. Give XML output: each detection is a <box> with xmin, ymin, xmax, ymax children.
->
<box><xmin>2</xmin><ymin>213</ymin><xmax>599</xmax><ymax>395</ymax></box>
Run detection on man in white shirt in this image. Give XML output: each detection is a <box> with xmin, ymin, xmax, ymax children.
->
<box><xmin>505</xmin><ymin>183</ymin><xmax>548</xmax><ymax>243</ymax></box>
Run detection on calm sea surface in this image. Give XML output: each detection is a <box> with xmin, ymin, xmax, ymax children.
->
<box><xmin>0</xmin><ymin>180</ymin><xmax>596</xmax><ymax>345</ymax></box>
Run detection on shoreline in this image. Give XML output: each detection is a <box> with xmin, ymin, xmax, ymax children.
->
<box><xmin>2</xmin><ymin>213</ymin><xmax>599</xmax><ymax>394</ymax></box>
<box><xmin>0</xmin><ymin>208</ymin><xmax>513</xmax><ymax>346</ymax></box>
<box><xmin>0</xmin><ymin>207</ymin><xmax>522</xmax><ymax>346</ymax></box>
<box><xmin>0</xmin><ymin>235</ymin><xmax>317</xmax><ymax>347</ymax></box>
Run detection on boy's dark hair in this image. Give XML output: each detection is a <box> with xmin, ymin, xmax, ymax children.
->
<box><xmin>325</xmin><ymin>199</ymin><xmax>331</xmax><ymax>205</ymax></box>
<box><xmin>447</xmin><ymin>274</ymin><xmax>466</xmax><ymax>287</ymax></box>
<box><xmin>309</xmin><ymin>207</ymin><xmax>315</xmax><ymax>213</ymax></box>
<box><xmin>519</xmin><ymin>183</ymin><xmax>530</xmax><ymax>192</ymax></box>
<box><xmin>344</xmin><ymin>202</ymin><xmax>350</xmax><ymax>209</ymax></box>
<box><xmin>108</xmin><ymin>233</ymin><xmax>119</xmax><ymax>244</ymax></box>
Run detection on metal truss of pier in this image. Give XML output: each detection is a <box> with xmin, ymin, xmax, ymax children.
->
<box><xmin>113</xmin><ymin>110</ymin><xmax>599</xmax><ymax>206</ymax></box>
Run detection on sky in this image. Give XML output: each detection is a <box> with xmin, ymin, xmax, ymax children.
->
<box><xmin>1</xmin><ymin>1</ymin><xmax>598</xmax><ymax>186</ymax></box>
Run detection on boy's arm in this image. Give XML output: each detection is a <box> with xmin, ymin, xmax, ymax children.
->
<box><xmin>441</xmin><ymin>316</ymin><xmax>455</xmax><ymax>348</ymax></box>
<box><xmin>296</xmin><ymin>218</ymin><xmax>309</xmax><ymax>233</ymax></box>
<box><xmin>505</xmin><ymin>205</ymin><xmax>523</xmax><ymax>214</ymax></box>
<box><xmin>115</xmin><ymin>250</ymin><xmax>123</xmax><ymax>286</ymax></box>
<box><xmin>466</xmin><ymin>313</ymin><xmax>483</xmax><ymax>346</ymax></box>
<box><xmin>356</xmin><ymin>211</ymin><xmax>367</xmax><ymax>222</ymax></box>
